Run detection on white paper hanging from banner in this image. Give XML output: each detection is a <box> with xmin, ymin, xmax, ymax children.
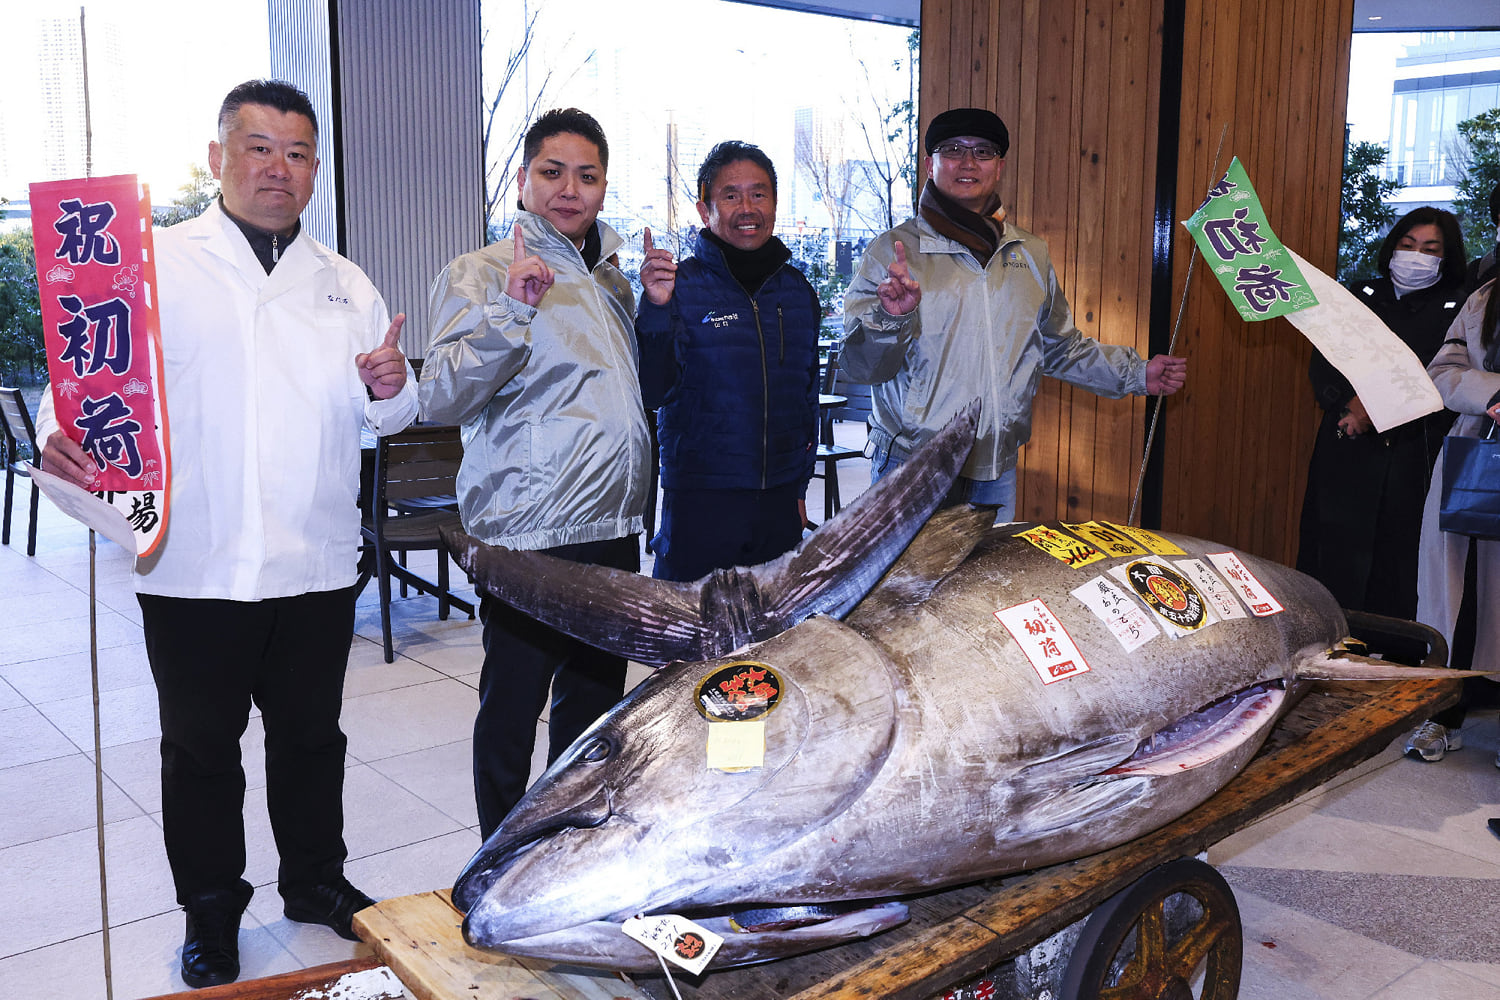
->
<box><xmin>1281</xmin><ymin>248</ymin><xmax>1443</xmax><ymax>433</ymax></box>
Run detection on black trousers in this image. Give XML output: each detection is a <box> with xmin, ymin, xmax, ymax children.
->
<box><xmin>138</xmin><ymin>586</ymin><xmax>358</xmax><ymax>905</ymax></box>
<box><xmin>474</xmin><ymin>534</ymin><xmax>639</xmax><ymax>838</ymax></box>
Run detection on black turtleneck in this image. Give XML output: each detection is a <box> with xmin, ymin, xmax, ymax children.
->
<box><xmin>220</xmin><ymin>197</ymin><xmax>301</xmax><ymax>274</ymax></box>
<box><xmin>580</xmin><ymin>222</ymin><xmax>603</xmax><ymax>271</ymax></box>
<box><xmin>702</xmin><ymin>229</ymin><xmax>788</xmax><ymax>293</ymax></box>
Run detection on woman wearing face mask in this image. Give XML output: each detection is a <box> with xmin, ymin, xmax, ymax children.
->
<box><xmin>1297</xmin><ymin>207</ymin><xmax>1469</xmax><ymax>659</ymax></box>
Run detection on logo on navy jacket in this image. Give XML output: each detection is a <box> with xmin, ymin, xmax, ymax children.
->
<box><xmin>702</xmin><ymin>311</ymin><xmax>740</xmax><ymax>328</ymax></box>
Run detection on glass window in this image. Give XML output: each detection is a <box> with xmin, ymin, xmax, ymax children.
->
<box><xmin>479</xmin><ymin>0</ymin><xmax>919</xmax><ymax>290</ymax></box>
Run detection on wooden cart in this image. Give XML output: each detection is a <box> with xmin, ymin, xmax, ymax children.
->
<box><xmin>187</xmin><ymin>616</ymin><xmax>1457</xmax><ymax>1000</ymax></box>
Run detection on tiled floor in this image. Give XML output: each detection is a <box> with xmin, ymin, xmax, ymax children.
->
<box><xmin>3</xmin><ymin>423</ymin><xmax>1500</xmax><ymax>999</ymax></box>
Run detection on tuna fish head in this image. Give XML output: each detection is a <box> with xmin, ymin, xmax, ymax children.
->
<box><xmin>453</xmin><ymin>614</ymin><xmax>902</xmax><ymax>957</ymax></box>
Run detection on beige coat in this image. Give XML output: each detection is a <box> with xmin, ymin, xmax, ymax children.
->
<box><xmin>1416</xmin><ymin>281</ymin><xmax>1500</xmax><ymax>668</ymax></box>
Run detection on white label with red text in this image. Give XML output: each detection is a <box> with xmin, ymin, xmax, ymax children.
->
<box><xmin>995</xmin><ymin>599</ymin><xmax>1092</xmax><ymax>684</ymax></box>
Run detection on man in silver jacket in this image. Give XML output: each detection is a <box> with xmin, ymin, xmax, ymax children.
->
<box><xmin>421</xmin><ymin>108</ymin><xmax>649</xmax><ymax>837</ymax></box>
<box><xmin>841</xmin><ymin>108</ymin><xmax>1186</xmax><ymax>517</ymax></box>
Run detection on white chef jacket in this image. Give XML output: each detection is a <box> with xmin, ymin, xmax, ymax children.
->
<box><xmin>39</xmin><ymin>202</ymin><xmax>418</xmax><ymax>600</ymax></box>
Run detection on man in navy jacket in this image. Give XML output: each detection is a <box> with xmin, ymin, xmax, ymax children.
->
<box><xmin>637</xmin><ymin>140</ymin><xmax>820</xmax><ymax>581</ymax></box>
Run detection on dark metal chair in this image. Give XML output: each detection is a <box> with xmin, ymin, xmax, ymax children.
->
<box><xmin>813</xmin><ymin>350</ymin><xmax>868</xmax><ymax>520</ymax></box>
<box><xmin>0</xmin><ymin>387</ymin><xmax>41</xmax><ymax>556</ymax></box>
<box><xmin>361</xmin><ymin>425</ymin><xmax>475</xmax><ymax>662</ymax></box>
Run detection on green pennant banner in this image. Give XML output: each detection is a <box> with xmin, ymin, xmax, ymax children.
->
<box><xmin>1182</xmin><ymin>156</ymin><xmax>1318</xmax><ymax>321</ymax></box>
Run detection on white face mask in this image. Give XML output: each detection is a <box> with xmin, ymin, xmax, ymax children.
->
<box><xmin>1388</xmin><ymin>249</ymin><xmax>1441</xmax><ymax>290</ymax></box>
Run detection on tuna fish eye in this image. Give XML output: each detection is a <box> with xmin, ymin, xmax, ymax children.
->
<box><xmin>576</xmin><ymin>736</ymin><xmax>613</xmax><ymax>763</ymax></box>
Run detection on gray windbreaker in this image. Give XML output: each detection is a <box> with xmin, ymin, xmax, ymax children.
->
<box><xmin>841</xmin><ymin>215</ymin><xmax>1148</xmax><ymax>482</ymax></box>
<box><xmin>420</xmin><ymin>212</ymin><xmax>648</xmax><ymax>550</ymax></box>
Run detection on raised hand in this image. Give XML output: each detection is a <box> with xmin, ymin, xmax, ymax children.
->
<box><xmin>505</xmin><ymin>224</ymin><xmax>555</xmax><ymax>306</ymax></box>
<box><xmin>876</xmin><ymin>240</ymin><xmax>921</xmax><ymax>316</ymax></box>
<box><xmin>640</xmin><ymin>227</ymin><xmax>678</xmax><ymax>306</ymax></box>
<box><xmin>356</xmin><ymin>313</ymin><xmax>410</xmax><ymax>399</ymax></box>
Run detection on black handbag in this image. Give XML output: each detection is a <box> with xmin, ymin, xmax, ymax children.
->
<box><xmin>1439</xmin><ymin>421</ymin><xmax>1500</xmax><ymax>539</ymax></box>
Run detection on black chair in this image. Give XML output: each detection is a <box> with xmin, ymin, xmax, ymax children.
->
<box><xmin>813</xmin><ymin>351</ymin><xmax>868</xmax><ymax>520</ymax></box>
<box><xmin>0</xmin><ymin>387</ymin><xmax>40</xmax><ymax>556</ymax></box>
<box><xmin>361</xmin><ymin>425</ymin><xmax>475</xmax><ymax>662</ymax></box>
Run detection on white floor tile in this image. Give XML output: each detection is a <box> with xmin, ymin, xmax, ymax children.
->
<box><xmin>343</xmin><ymin>763</ymin><xmax>466</xmax><ymax>859</ymax></box>
<box><xmin>369</xmin><ymin>738</ymin><xmax>479</xmax><ymax>829</ymax></box>
<box><xmin>40</xmin><ymin>680</ymin><xmax>164</xmax><ymax>751</ymax></box>
<box><xmin>0</xmin><ymin>676</ymin><xmax>25</xmax><ymax>711</ymax></box>
<box><xmin>0</xmin><ymin>753</ymin><xmax>145</xmax><ymax>849</ymax></box>
<box><xmin>0</xmin><ymin>703</ymin><xmax>78</xmax><ymax>769</ymax></box>
<box><xmin>1234</xmin><ymin>888</ymin><xmax>1421</xmax><ymax>1000</ymax></box>
<box><xmin>1368</xmin><ymin>960</ymin><xmax>1500</xmax><ymax>999</ymax></box>
<box><xmin>0</xmin><ymin>641</ymin><xmax>153</xmax><ymax>707</ymax></box>
<box><xmin>340</xmin><ymin>676</ymin><xmax>483</xmax><ymax>763</ymax></box>
<box><xmin>0</xmin><ymin>814</ymin><xmax>173</xmax><ymax>958</ymax></box>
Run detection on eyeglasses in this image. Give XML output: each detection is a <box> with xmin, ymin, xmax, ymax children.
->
<box><xmin>933</xmin><ymin>142</ymin><xmax>1002</xmax><ymax>162</ymax></box>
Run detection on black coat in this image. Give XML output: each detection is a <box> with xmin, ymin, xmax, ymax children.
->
<box><xmin>1296</xmin><ymin>273</ymin><xmax>1467</xmax><ymax>617</ymax></box>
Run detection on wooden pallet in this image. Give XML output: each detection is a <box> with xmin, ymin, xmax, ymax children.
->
<box><xmin>353</xmin><ymin>889</ymin><xmax>652</xmax><ymax>1000</ymax></box>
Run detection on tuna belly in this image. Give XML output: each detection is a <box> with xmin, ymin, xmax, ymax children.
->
<box><xmin>1102</xmin><ymin>681</ymin><xmax>1287</xmax><ymax>776</ymax></box>
<box><xmin>481</xmin><ymin>902</ymin><xmax>911</xmax><ymax>972</ymax></box>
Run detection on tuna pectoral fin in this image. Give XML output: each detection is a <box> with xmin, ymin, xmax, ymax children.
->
<box><xmin>1294</xmin><ymin>651</ymin><xmax>1491</xmax><ymax>681</ymax></box>
<box><xmin>445</xmin><ymin>402</ymin><xmax>979</xmax><ymax>666</ymax></box>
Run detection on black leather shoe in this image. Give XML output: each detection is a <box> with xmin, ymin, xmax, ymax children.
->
<box><xmin>281</xmin><ymin>875</ymin><xmax>376</xmax><ymax>941</ymax></box>
<box><xmin>181</xmin><ymin>882</ymin><xmax>252</xmax><ymax>989</ymax></box>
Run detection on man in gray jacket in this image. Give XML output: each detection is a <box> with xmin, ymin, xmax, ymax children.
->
<box><xmin>841</xmin><ymin>108</ymin><xmax>1186</xmax><ymax>517</ymax></box>
<box><xmin>421</xmin><ymin>109</ymin><xmax>649</xmax><ymax>837</ymax></box>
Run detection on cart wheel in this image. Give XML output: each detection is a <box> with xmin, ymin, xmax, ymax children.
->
<box><xmin>1058</xmin><ymin>857</ymin><xmax>1241</xmax><ymax>1000</ymax></box>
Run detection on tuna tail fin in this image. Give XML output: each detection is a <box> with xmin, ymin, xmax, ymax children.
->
<box><xmin>1292</xmin><ymin>650</ymin><xmax>1489</xmax><ymax>681</ymax></box>
<box><xmin>444</xmin><ymin>401</ymin><xmax>980</xmax><ymax>666</ymax></box>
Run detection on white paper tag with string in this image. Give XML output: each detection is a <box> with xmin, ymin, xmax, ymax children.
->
<box><xmin>622</xmin><ymin>914</ymin><xmax>723</xmax><ymax>975</ymax></box>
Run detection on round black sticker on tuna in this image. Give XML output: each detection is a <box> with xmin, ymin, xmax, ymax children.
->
<box><xmin>1125</xmin><ymin>560</ymin><xmax>1208</xmax><ymax>630</ymax></box>
<box><xmin>695</xmin><ymin>661</ymin><xmax>784</xmax><ymax>722</ymax></box>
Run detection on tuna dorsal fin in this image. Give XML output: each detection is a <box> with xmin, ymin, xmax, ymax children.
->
<box><xmin>1293</xmin><ymin>650</ymin><xmax>1489</xmax><ymax>681</ymax></box>
<box><xmin>445</xmin><ymin>402</ymin><xmax>980</xmax><ymax>666</ymax></box>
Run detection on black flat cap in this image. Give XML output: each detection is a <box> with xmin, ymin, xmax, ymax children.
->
<box><xmin>924</xmin><ymin>108</ymin><xmax>1010</xmax><ymax>157</ymax></box>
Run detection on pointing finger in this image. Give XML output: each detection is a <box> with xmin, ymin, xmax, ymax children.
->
<box><xmin>381</xmin><ymin>313</ymin><xmax>406</xmax><ymax>350</ymax></box>
<box><xmin>644</xmin><ymin>227</ymin><xmax>655</xmax><ymax>253</ymax></box>
<box><xmin>892</xmin><ymin>240</ymin><xmax>908</xmax><ymax>272</ymax></box>
<box><xmin>513</xmin><ymin>224</ymin><xmax>526</xmax><ymax>263</ymax></box>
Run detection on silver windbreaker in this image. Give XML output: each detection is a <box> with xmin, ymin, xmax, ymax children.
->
<box><xmin>840</xmin><ymin>215</ymin><xmax>1147</xmax><ymax>482</ymax></box>
<box><xmin>420</xmin><ymin>212</ymin><xmax>649</xmax><ymax>550</ymax></box>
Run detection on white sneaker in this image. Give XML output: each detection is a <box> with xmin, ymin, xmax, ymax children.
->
<box><xmin>1405</xmin><ymin>721</ymin><xmax>1462</xmax><ymax>762</ymax></box>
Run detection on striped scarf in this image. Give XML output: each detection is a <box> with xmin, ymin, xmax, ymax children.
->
<box><xmin>918</xmin><ymin>180</ymin><xmax>1008</xmax><ymax>265</ymax></box>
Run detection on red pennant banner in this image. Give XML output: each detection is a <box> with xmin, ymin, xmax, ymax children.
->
<box><xmin>31</xmin><ymin>174</ymin><xmax>170</xmax><ymax>554</ymax></box>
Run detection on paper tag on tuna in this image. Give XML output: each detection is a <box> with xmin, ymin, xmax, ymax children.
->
<box><xmin>1062</xmin><ymin>520</ymin><xmax>1149</xmax><ymax>557</ymax></box>
<box><xmin>1102</xmin><ymin>522</ymin><xmax>1187</xmax><ymax>556</ymax></box>
<box><xmin>1017</xmin><ymin>525</ymin><xmax>1106</xmax><ymax>568</ymax></box>
<box><xmin>1110</xmin><ymin>559</ymin><xmax>1216</xmax><ymax>638</ymax></box>
<box><xmin>706</xmin><ymin>720</ymin><xmax>765</xmax><ymax>771</ymax></box>
<box><xmin>995</xmin><ymin>599</ymin><xmax>1091</xmax><ymax>684</ymax></box>
<box><xmin>1206</xmin><ymin>552</ymin><xmax>1284</xmax><ymax>616</ymax></box>
<box><xmin>1174</xmin><ymin>558</ymin><xmax>1248</xmax><ymax>620</ymax></box>
<box><xmin>622</xmin><ymin>914</ymin><xmax>723</xmax><ymax>974</ymax></box>
<box><xmin>1071</xmin><ymin>576</ymin><xmax>1160</xmax><ymax>652</ymax></box>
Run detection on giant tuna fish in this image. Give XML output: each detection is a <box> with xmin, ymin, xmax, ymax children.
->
<box><xmin>443</xmin><ymin>405</ymin><xmax>1448</xmax><ymax>972</ymax></box>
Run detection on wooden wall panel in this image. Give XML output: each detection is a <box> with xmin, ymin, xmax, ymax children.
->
<box><xmin>918</xmin><ymin>0</ymin><xmax>1353</xmax><ymax>564</ymax></box>
<box><xmin>1159</xmin><ymin>0</ymin><xmax>1353</xmax><ymax>562</ymax></box>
